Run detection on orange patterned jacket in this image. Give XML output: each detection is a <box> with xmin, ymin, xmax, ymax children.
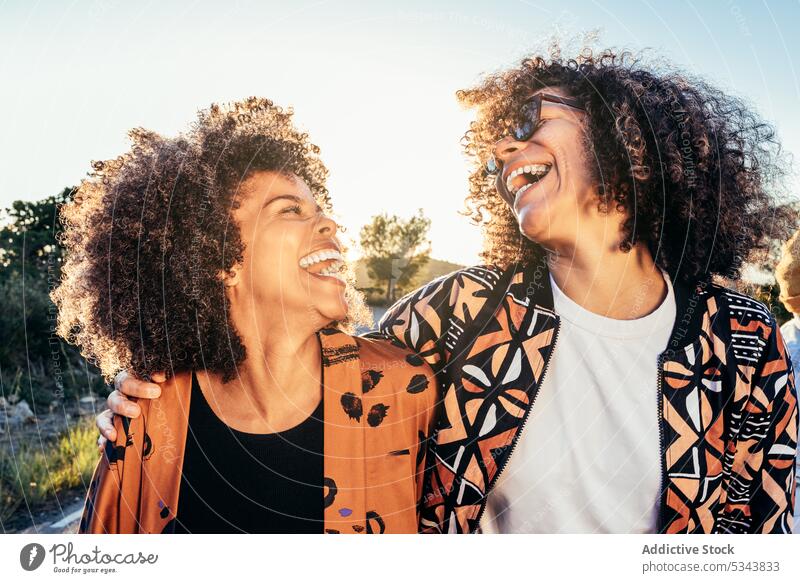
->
<box><xmin>379</xmin><ymin>257</ymin><xmax>797</xmax><ymax>534</ymax></box>
<box><xmin>79</xmin><ymin>329</ymin><xmax>437</xmax><ymax>534</ymax></box>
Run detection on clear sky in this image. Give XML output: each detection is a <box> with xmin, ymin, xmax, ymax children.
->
<box><xmin>1</xmin><ymin>0</ymin><xmax>798</xmax><ymax>265</ymax></box>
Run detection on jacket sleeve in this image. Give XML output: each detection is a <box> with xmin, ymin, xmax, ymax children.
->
<box><xmin>377</xmin><ymin>266</ymin><xmax>507</xmax><ymax>534</ymax></box>
<box><xmin>376</xmin><ymin>275</ymin><xmax>459</xmax><ymax>534</ymax></box>
<box><xmin>78</xmin><ymin>412</ymin><xmax>142</xmax><ymax>533</ymax></box>
<box><xmin>377</xmin><ymin>265</ymin><xmax>508</xmax><ymax>375</ymax></box>
<box><xmin>746</xmin><ymin>319</ymin><xmax>798</xmax><ymax>533</ymax></box>
<box><xmin>376</xmin><ymin>285</ymin><xmax>452</xmax><ymax>376</ymax></box>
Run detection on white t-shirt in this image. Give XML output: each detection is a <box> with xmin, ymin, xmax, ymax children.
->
<box><xmin>781</xmin><ymin>315</ymin><xmax>800</xmax><ymax>377</ymax></box>
<box><xmin>483</xmin><ymin>269</ymin><xmax>676</xmax><ymax>533</ymax></box>
<box><xmin>780</xmin><ymin>315</ymin><xmax>800</xmax><ymax>533</ymax></box>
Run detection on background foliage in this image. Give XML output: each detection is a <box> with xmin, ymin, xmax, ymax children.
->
<box><xmin>0</xmin><ymin>188</ymin><xmax>104</xmax><ymax>411</ymax></box>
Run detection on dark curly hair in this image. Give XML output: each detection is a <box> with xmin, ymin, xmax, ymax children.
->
<box><xmin>53</xmin><ymin>97</ymin><xmax>368</xmax><ymax>381</ymax></box>
<box><xmin>459</xmin><ymin>47</ymin><xmax>798</xmax><ymax>283</ymax></box>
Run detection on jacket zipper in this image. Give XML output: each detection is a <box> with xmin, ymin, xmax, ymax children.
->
<box><xmin>655</xmin><ymin>352</ymin><xmax>668</xmax><ymax>532</ymax></box>
<box><xmin>472</xmin><ymin>316</ymin><xmax>561</xmax><ymax>529</ymax></box>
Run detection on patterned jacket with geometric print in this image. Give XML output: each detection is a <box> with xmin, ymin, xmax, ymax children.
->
<box><xmin>377</xmin><ymin>253</ymin><xmax>797</xmax><ymax>534</ymax></box>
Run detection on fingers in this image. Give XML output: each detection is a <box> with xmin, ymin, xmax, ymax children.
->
<box><xmin>97</xmin><ymin>435</ymin><xmax>108</xmax><ymax>452</ymax></box>
<box><xmin>114</xmin><ymin>370</ymin><xmax>162</xmax><ymax>399</ymax></box>
<box><xmin>96</xmin><ymin>409</ymin><xmax>116</xmax><ymax>443</ymax></box>
<box><xmin>107</xmin><ymin>390</ymin><xmax>141</xmax><ymax>418</ymax></box>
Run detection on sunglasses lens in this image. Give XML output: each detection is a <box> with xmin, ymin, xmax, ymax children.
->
<box><xmin>514</xmin><ymin>121</ymin><xmax>533</xmax><ymax>142</ymax></box>
<box><xmin>486</xmin><ymin>156</ymin><xmax>499</xmax><ymax>175</ymax></box>
<box><xmin>513</xmin><ymin>99</ymin><xmax>541</xmax><ymax>142</ymax></box>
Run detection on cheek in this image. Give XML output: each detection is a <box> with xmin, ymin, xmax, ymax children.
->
<box><xmin>561</xmin><ymin>132</ymin><xmax>593</xmax><ymax>186</ymax></box>
<box><xmin>247</xmin><ymin>229</ymin><xmax>303</xmax><ymax>291</ymax></box>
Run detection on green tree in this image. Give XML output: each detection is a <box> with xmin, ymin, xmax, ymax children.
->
<box><xmin>0</xmin><ymin>187</ymin><xmax>73</xmax><ymax>279</ymax></box>
<box><xmin>359</xmin><ymin>209</ymin><xmax>431</xmax><ymax>304</ymax></box>
<box><xmin>0</xmin><ymin>188</ymin><xmax>103</xmax><ymax>408</ymax></box>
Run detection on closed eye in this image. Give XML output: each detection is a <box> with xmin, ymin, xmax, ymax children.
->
<box><xmin>281</xmin><ymin>204</ymin><xmax>303</xmax><ymax>215</ymax></box>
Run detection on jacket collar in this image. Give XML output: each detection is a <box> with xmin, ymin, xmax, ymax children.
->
<box><xmin>517</xmin><ymin>247</ymin><xmax>708</xmax><ymax>356</ymax></box>
<box><xmin>663</xmin><ymin>277</ymin><xmax>709</xmax><ymax>357</ymax></box>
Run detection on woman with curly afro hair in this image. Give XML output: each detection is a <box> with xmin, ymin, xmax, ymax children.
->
<box><xmin>374</xmin><ymin>48</ymin><xmax>797</xmax><ymax>534</ymax></box>
<box><xmin>54</xmin><ymin>98</ymin><xmax>437</xmax><ymax>534</ymax></box>
<box><xmin>99</xmin><ymin>50</ymin><xmax>797</xmax><ymax>535</ymax></box>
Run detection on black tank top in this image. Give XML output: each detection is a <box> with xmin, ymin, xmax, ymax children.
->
<box><xmin>172</xmin><ymin>372</ymin><xmax>324</xmax><ymax>533</ymax></box>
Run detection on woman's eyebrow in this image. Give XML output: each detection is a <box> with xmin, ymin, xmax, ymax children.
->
<box><xmin>262</xmin><ymin>194</ymin><xmax>302</xmax><ymax>208</ymax></box>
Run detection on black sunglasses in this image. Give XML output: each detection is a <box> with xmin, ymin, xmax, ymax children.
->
<box><xmin>485</xmin><ymin>93</ymin><xmax>585</xmax><ymax>175</ymax></box>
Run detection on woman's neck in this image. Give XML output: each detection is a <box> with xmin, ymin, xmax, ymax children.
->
<box><xmin>545</xmin><ymin>238</ymin><xmax>668</xmax><ymax>320</ymax></box>
<box><xmin>198</xmin><ymin>320</ymin><xmax>323</xmax><ymax>434</ymax></box>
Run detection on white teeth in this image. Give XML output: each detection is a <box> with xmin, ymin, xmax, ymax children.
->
<box><xmin>505</xmin><ymin>163</ymin><xmax>552</xmax><ymax>196</ymax></box>
<box><xmin>516</xmin><ymin>183</ymin><xmax>535</xmax><ymax>198</ymax></box>
<box><xmin>316</xmin><ymin>264</ymin><xmax>346</xmax><ymax>283</ymax></box>
<box><xmin>298</xmin><ymin>248</ymin><xmax>345</xmax><ymax>272</ymax></box>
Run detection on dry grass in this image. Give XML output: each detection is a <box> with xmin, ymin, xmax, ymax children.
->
<box><xmin>0</xmin><ymin>416</ymin><xmax>97</xmax><ymax>523</ymax></box>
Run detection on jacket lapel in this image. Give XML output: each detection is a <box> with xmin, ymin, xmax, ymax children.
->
<box><xmin>657</xmin><ymin>278</ymin><xmax>718</xmax><ymax>533</ymax></box>
<box><xmin>139</xmin><ymin>372</ymin><xmax>192</xmax><ymax>533</ymax></box>
<box><xmin>319</xmin><ymin>328</ymin><xmax>368</xmax><ymax>534</ymax></box>
<box><xmin>440</xmin><ymin>254</ymin><xmax>559</xmax><ymax>532</ymax></box>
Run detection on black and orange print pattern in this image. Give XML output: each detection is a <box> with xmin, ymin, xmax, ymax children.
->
<box><xmin>661</xmin><ymin>288</ymin><xmax>797</xmax><ymax>533</ymax></box>
<box><xmin>379</xmin><ymin>258</ymin><xmax>797</xmax><ymax>534</ymax></box>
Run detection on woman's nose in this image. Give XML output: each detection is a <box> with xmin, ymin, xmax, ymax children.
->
<box><xmin>316</xmin><ymin>214</ymin><xmax>338</xmax><ymax>237</ymax></box>
<box><xmin>493</xmin><ymin>135</ymin><xmax>526</xmax><ymax>163</ymax></box>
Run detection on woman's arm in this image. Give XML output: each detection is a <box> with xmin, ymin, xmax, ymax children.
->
<box><xmin>376</xmin><ymin>266</ymin><xmax>507</xmax><ymax>533</ymax></box>
<box><xmin>377</xmin><ymin>266</ymin><xmax>503</xmax><ymax>374</ymax></box>
<box><xmin>375</xmin><ymin>286</ymin><xmax>451</xmax><ymax>374</ymax></box>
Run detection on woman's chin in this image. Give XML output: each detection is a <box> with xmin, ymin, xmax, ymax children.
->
<box><xmin>315</xmin><ymin>297</ymin><xmax>349</xmax><ymax>324</ymax></box>
<box><xmin>517</xmin><ymin>211</ymin><xmax>548</xmax><ymax>244</ymax></box>
<box><xmin>318</xmin><ymin>311</ymin><xmax>348</xmax><ymax>327</ymax></box>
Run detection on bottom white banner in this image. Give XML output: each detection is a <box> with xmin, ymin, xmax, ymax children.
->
<box><xmin>1</xmin><ymin>534</ymin><xmax>798</xmax><ymax>582</ymax></box>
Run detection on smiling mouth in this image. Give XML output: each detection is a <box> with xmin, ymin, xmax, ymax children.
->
<box><xmin>299</xmin><ymin>249</ymin><xmax>346</xmax><ymax>284</ymax></box>
<box><xmin>505</xmin><ymin>163</ymin><xmax>552</xmax><ymax>199</ymax></box>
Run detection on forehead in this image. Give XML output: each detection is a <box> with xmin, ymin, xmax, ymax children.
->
<box><xmin>243</xmin><ymin>171</ymin><xmax>314</xmax><ymax>204</ymax></box>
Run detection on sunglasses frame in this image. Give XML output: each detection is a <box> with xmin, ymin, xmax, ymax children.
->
<box><xmin>485</xmin><ymin>93</ymin><xmax>585</xmax><ymax>176</ymax></box>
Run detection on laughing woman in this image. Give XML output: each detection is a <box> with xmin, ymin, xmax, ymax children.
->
<box><xmin>52</xmin><ymin>98</ymin><xmax>437</xmax><ymax>534</ymax></box>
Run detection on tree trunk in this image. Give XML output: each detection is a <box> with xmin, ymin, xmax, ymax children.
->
<box><xmin>386</xmin><ymin>277</ymin><xmax>395</xmax><ymax>304</ymax></box>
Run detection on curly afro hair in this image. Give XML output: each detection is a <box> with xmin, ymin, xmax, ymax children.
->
<box><xmin>53</xmin><ymin>97</ymin><xmax>368</xmax><ymax>382</ymax></box>
<box><xmin>459</xmin><ymin>47</ymin><xmax>798</xmax><ymax>284</ymax></box>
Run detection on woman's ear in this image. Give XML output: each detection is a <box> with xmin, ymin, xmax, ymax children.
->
<box><xmin>220</xmin><ymin>265</ymin><xmax>242</xmax><ymax>287</ymax></box>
